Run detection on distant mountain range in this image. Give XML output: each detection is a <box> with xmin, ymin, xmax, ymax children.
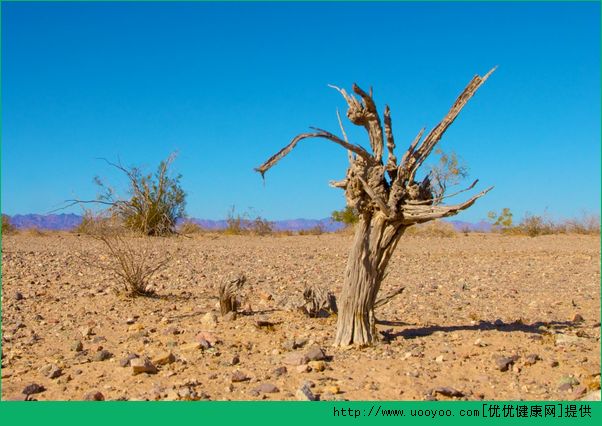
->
<box><xmin>4</xmin><ymin>213</ymin><xmax>492</xmax><ymax>232</ymax></box>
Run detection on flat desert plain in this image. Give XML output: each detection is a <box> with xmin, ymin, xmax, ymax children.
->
<box><xmin>1</xmin><ymin>232</ymin><xmax>600</xmax><ymax>401</ymax></box>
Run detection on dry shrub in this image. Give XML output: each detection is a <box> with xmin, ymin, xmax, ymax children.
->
<box><xmin>24</xmin><ymin>227</ymin><xmax>47</xmax><ymax>237</ymax></box>
<box><xmin>84</xmin><ymin>214</ymin><xmax>170</xmax><ymax>297</ymax></box>
<box><xmin>405</xmin><ymin>220</ymin><xmax>457</xmax><ymax>237</ymax></box>
<box><xmin>299</xmin><ymin>224</ymin><xmax>324</xmax><ymax>235</ymax></box>
<box><xmin>178</xmin><ymin>220</ymin><xmax>204</xmax><ymax>235</ymax></box>
<box><xmin>563</xmin><ymin>213</ymin><xmax>600</xmax><ymax>235</ymax></box>
<box><xmin>2</xmin><ymin>215</ymin><xmax>17</xmax><ymax>235</ymax></box>
<box><xmin>250</xmin><ymin>217</ymin><xmax>273</xmax><ymax>236</ymax></box>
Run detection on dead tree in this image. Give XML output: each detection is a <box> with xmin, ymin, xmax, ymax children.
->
<box><xmin>302</xmin><ymin>285</ymin><xmax>338</xmax><ymax>318</ymax></box>
<box><xmin>256</xmin><ymin>69</ymin><xmax>495</xmax><ymax>346</ymax></box>
<box><xmin>219</xmin><ymin>274</ymin><xmax>246</xmax><ymax>315</ymax></box>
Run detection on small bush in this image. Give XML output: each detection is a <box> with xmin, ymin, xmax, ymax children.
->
<box><xmin>84</xmin><ymin>214</ymin><xmax>169</xmax><ymax>297</ymax></box>
<box><xmin>299</xmin><ymin>224</ymin><xmax>324</xmax><ymax>235</ymax></box>
<box><xmin>2</xmin><ymin>215</ymin><xmax>17</xmax><ymax>235</ymax></box>
<box><xmin>564</xmin><ymin>213</ymin><xmax>600</xmax><ymax>235</ymax></box>
<box><xmin>516</xmin><ymin>213</ymin><xmax>555</xmax><ymax>237</ymax></box>
<box><xmin>250</xmin><ymin>216</ymin><xmax>273</xmax><ymax>236</ymax></box>
<box><xmin>405</xmin><ymin>220</ymin><xmax>457</xmax><ymax>237</ymax></box>
<box><xmin>178</xmin><ymin>220</ymin><xmax>204</xmax><ymax>235</ymax></box>
<box><xmin>331</xmin><ymin>206</ymin><xmax>359</xmax><ymax>228</ymax></box>
<box><xmin>225</xmin><ymin>206</ymin><xmax>246</xmax><ymax>235</ymax></box>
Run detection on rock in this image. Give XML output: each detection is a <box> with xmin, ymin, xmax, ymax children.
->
<box><xmin>14</xmin><ymin>291</ymin><xmax>24</xmax><ymax>301</ymax></box>
<box><xmin>433</xmin><ymin>386</ymin><xmax>464</xmax><ymax>397</ymax></box>
<box><xmin>573</xmin><ymin>313</ymin><xmax>585</xmax><ymax>322</ymax></box>
<box><xmin>558</xmin><ymin>376</ymin><xmax>579</xmax><ymax>391</ymax></box>
<box><xmin>305</xmin><ymin>346</ymin><xmax>326</xmax><ymax>361</ymax></box>
<box><xmin>120</xmin><ymin>353</ymin><xmax>139</xmax><ymax>367</ymax></box>
<box><xmin>495</xmin><ymin>355</ymin><xmax>518</xmax><ymax>372</ymax></box>
<box><xmin>282</xmin><ymin>338</ymin><xmax>307</xmax><ymax>351</ymax></box>
<box><xmin>153</xmin><ymin>352</ymin><xmax>175</xmax><ymax>366</ymax></box>
<box><xmin>93</xmin><ymin>349</ymin><xmax>113</xmax><ymax>362</ymax></box>
<box><xmin>46</xmin><ymin>364</ymin><xmax>62</xmax><ymax>379</ymax></box>
<box><xmin>283</xmin><ymin>352</ymin><xmax>309</xmax><ymax>366</ymax></box>
<box><xmin>524</xmin><ymin>354</ymin><xmax>540</xmax><ymax>366</ymax></box>
<box><xmin>254</xmin><ymin>383</ymin><xmax>279</xmax><ymax>394</ymax></box>
<box><xmin>231</xmin><ymin>370</ymin><xmax>250</xmax><ymax>383</ymax></box>
<box><xmin>125</xmin><ymin>318</ymin><xmax>136</xmax><ymax>325</ymax></box>
<box><xmin>272</xmin><ymin>366</ymin><xmax>287</xmax><ymax>377</ymax></box>
<box><xmin>229</xmin><ymin>354</ymin><xmax>240</xmax><ymax>366</ymax></box>
<box><xmin>163</xmin><ymin>326</ymin><xmax>180</xmax><ymax>335</ymax></box>
<box><xmin>130</xmin><ymin>358</ymin><xmax>158</xmax><ymax>375</ymax></box>
<box><xmin>84</xmin><ymin>391</ymin><xmax>105</xmax><ymax>401</ymax></box>
<box><xmin>22</xmin><ymin>383</ymin><xmax>45</xmax><ymax>395</ymax></box>
<box><xmin>435</xmin><ymin>355</ymin><xmax>444</xmax><ymax>363</ymax></box>
<box><xmin>222</xmin><ymin>311</ymin><xmax>237</xmax><ymax>321</ymax></box>
<box><xmin>180</xmin><ymin>342</ymin><xmax>201</xmax><ymax>351</ymax></box>
<box><xmin>550</xmin><ymin>360</ymin><xmax>559</xmax><ymax>368</ymax></box>
<box><xmin>296</xmin><ymin>384</ymin><xmax>318</xmax><ymax>401</ymax></box>
<box><xmin>323</xmin><ymin>385</ymin><xmax>340</xmax><ymax>394</ymax></box>
<box><xmin>197</xmin><ymin>337</ymin><xmax>211</xmax><ymax>350</ymax></box>
<box><xmin>71</xmin><ymin>341</ymin><xmax>84</xmax><ymax>352</ymax></box>
<box><xmin>473</xmin><ymin>338</ymin><xmax>488</xmax><ymax>347</ymax></box>
<box><xmin>308</xmin><ymin>360</ymin><xmax>326</xmax><ymax>372</ymax></box>
<box><xmin>201</xmin><ymin>312</ymin><xmax>218</xmax><ymax>328</ymax></box>
<box><xmin>80</xmin><ymin>326</ymin><xmax>93</xmax><ymax>337</ymax></box>
<box><xmin>196</xmin><ymin>331</ymin><xmax>220</xmax><ymax>346</ymax></box>
<box><xmin>296</xmin><ymin>364</ymin><xmax>310</xmax><ymax>373</ymax></box>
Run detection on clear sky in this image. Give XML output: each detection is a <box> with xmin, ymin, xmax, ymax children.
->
<box><xmin>2</xmin><ymin>1</ymin><xmax>600</xmax><ymax>222</ymax></box>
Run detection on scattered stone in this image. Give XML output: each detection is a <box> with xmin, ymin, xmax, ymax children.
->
<box><xmin>558</xmin><ymin>376</ymin><xmax>579</xmax><ymax>392</ymax></box>
<box><xmin>296</xmin><ymin>364</ymin><xmax>310</xmax><ymax>373</ymax></box>
<box><xmin>495</xmin><ymin>355</ymin><xmax>519</xmax><ymax>372</ymax></box>
<box><xmin>272</xmin><ymin>366</ymin><xmax>287</xmax><ymax>377</ymax></box>
<box><xmin>283</xmin><ymin>352</ymin><xmax>309</xmax><ymax>366</ymax></box>
<box><xmin>14</xmin><ymin>291</ymin><xmax>24</xmax><ymax>301</ymax></box>
<box><xmin>163</xmin><ymin>326</ymin><xmax>180</xmax><ymax>335</ymax></box>
<box><xmin>296</xmin><ymin>384</ymin><xmax>318</xmax><ymax>401</ymax></box>
<box><xmin>305</xmin><ymin>346</ymin><xmax>326</xmax><ymax>361</ymax></box>
<box><xmin>323</xmin><ymin>385</ymin><xmax>340</xmax><ymax>395</ymax></box>
<box><xmin>153</xmin><ymin>352</ymin><xmax>175</xmax><ymax>366</ymax></box>
<box><xmin>254</xmin><ymin>383</ymin><xmax>279</xmax><ymax>394</ymax></box>
<box><xmin>84</xmin><ymin>391</ymin><xmax>105</xmax><ymax>401</ymax></box>
<box><xmin>473</xmin><ymin>338</ymin><xmax>488</xmax><ymax>347</ymax></box>
<box><xmin>197</xmin><ymin>337</ymin><xmax>211</xmax><ymax>350</ymax></box>
<box><xmin>433</xmin><ymin>386</ymin><xmax>464</xmax><ymax>397</ymax></box>
<box><xmin>573</xmin><ymin>314</ymin><xmax>585</xmax><ymax>323</ymax></box>
<box><xmin>80</xmin><ymin>326</ymin><xmax>93</xmax><ymax>337</ymax></box>
<box><xmin>555</xmin><ymin>334</ymin><xmax>582</xmax><ymax>346</ymax></box>
<box><xmin>120</xmin><ymin>353</ymin><xmax>139</xmax><ymax>367</ymax></box>
<box><xmin>22</xmin><ymin>383</ymin><xmax>45</xmax><ymax>395</ymax></box>
<box><xmin>435</xmin><ymin>355</ymin><xmax>444</xmax><ymax>363</ymax></box>
<box><xmin>550</xmin><ymin>360</ymin><xmax>559</xmax><ymax>368</ymax></box>
<box><xmin>196</xmin><ymin>331</ymin><xmax>220</xmax><ymax>346</ymax></box>
<box><xmin>229</xmin><ymin>354</ymin><xmax>240</xmax><ymax>366</ymax></box>
<box><xmin>231</xmin><ymin>370</ymin><xmax>250</xmax><ymax>383</ymax></box>
<box><xmin>524</xmin><ymin>354</ymin><xmax>540</xmax><ymax>366</ymax></box>
<box><xmin>93</xmin><ymin>349</ymin><xmax>113</xmax><ymax>362</ymax></box>
<box><xmin>71</xmin><ymin>341</ymin><xmax>84</xmax><ymax>352</ymax></box>
<box><xmin>223</xmin><ymin>311</ymin><xmax>237</xmax><ymax>321</ymax></box>
<box><xmin>308</xmin><ymin>360</ymin><xmax>326</xmax><ymax>372</ymax></box>
<box><xmin>201</xmin><ymin>312</ymin><xmax>218</xmax><ymax>328</ymax></box>
<box><xmin>180</xmin><ymin>342</ymin><xmax>201</xmax><ymax>351</ymax></box>
<box><xmin>46</xmin><ymin>364</ymin><xmax>63</xmax><ymax>379</ymax></box>
<box><xmin>130</xmin><ymin>357</ymin><xmax>158</xmax><ymax>375</ymax></box>
<box><xmin>125</xmin><ymin>318</ymin><xmax>136</xmax><ymax>325</ymax></box>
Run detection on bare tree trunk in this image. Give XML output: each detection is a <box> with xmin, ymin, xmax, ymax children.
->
<box><xmin>256</xmin><ymin>69</ymin><xmax>496</xmax><ymax>347</ymax></box>
<box><xmin>334</xmin><ymin>214</ymin><xmax>405</xmax><ymax>346</ymax></box>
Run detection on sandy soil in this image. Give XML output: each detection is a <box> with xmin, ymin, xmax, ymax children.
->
<box><xmin>1</xmin><ymin>232</ymin><xmax>600</xmax><ymax>401</ymax></box>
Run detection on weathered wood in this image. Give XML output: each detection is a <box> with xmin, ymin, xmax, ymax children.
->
<box><xmin>256</xmin><ymin>69</ymin><xmax>495</xmax><ymax>346</ymax></box>
<box><xmin>302</xmin><ymin>285</ymin><xmax>338</xmax><ymax>318</ymax></box>
<box><xmin>219</xmin><ymin>274</ymin><xmax>246</xmax><ymax>315</ymax></box>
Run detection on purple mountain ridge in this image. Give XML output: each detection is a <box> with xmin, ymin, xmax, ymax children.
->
<box><xmin>4</xmin><ymin>214</ymin><xmax>491</xmax><ymax>233</ymax></box>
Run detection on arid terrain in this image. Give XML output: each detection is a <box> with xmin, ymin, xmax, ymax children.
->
<box><xmin>1</xmin><ymin>231</ymin><xmax>600</xmax><ymax>401</ymax></box>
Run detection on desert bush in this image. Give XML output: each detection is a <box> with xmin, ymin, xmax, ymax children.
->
<box><xmin>178</xmin><ymin>220</ymin><xmax>204</xmax><ymax>235</ymax></box>
<box><xmin>24</xmin><ymin>227</ymin><xmax>47</xmax><ymax>237</ymax></box>
<box><xmin>331</xmin><ymin>206</ymin><xmax>359</xmax><ymax>228</ymax></box>
<box><xmin>488</xmin><ymin>208</ymin><xmax>514</xmax><ymax>231</ymax></box>
<box><xmin>299</xmin><ymin>224</ymin><xmax>324</xmax><ymax>235</ymax></box>
<box><xmin>225</xmin><ymin>206</ymin><xmax>247</xmax><ymax>235</ymax></box>
<box><xmin>250</xmin><ymin>216</ymin><xmax>273</xmax><ymax>236</ymax></box>
<box><xmin>405</xmin><ymin>220</ymin><xmax>457</xmax><ymax>237</ymax></box>
<box><xmin>564</xmin><ymin>213</ymin><xmax>600</xmax><ymax>235</ymax></box>
<box><xmin>2</xmin><ymin>215</ymin><xmax>17</xmax><ymax>235</ymax></box>
<box><xmin>83</xmin><ymin>214</ymin><xmax>169</xmax><ymax>297</ymax></box>
<box><xmin>429</xmin><ymin>148</ymin><xmax>469</xmax><ymax>202</ymax></box>
<box><xmin>85</xmin><ymin>152</ymin><xmax>185</xmax><ymax>236</ymax></box>
<box><xmin>517</xmin><ymin>214</ymin><xmax>552</xmax><ymax>237</ymax></box>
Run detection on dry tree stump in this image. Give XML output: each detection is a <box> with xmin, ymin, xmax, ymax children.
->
<box><xmin>219</xmin><ymin>274</ymin><xmax>246</xmax><ymax>315</ymax></box>
<box><xmin>256</xmin><ymin>69</ymin><xmax>495</xmax><ymax>346</ymax></box>
<box><xmin>302</xmin><ymin>285</ymin><xmax>338</xmax><ymax>318</ymax></box>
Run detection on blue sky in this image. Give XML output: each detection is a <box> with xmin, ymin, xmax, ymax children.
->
<box><xmin>2</xmin><ymin>1</ymin><xmax>600</xmax><ymax>222</ymax></box>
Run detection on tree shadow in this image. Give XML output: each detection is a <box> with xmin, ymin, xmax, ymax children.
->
<box><xmin>380</xmin><ymin>319</ymin><xmax>582</xmax><ymax>342</ymax></box>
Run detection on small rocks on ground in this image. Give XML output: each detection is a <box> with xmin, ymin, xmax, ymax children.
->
<box><xmin>524</xmin><ymin>354</ymin><xmax>540</xmax><ymax>366</ymax></box>
<box><xmin>120</xmin><ymin>353</ymin><xmax>139</xmax><ymax>367</ymax></box>
<box><xmin>254</xmin><ymin>383</ymin><xmax>279</xmax><ymax>394</ymax></box>
<box><xmin>495</xmin><ymin>355</ymin><xmax>519</xmax><ymax>372</ymax></box>
<box><xmin>130</xmin><ymin>357</ymin><xmax>158</xmax><ymax>375</ymax></box>
<box><xmin>23</xmin><ymin>383</ymin><xmax>45</xmax><ymax>395</ymax></box>
<box><xmin>432</xmin><ymin>386</ymin><xmax>464</xmax><ymax>397</ymax></box>
<box><xmin>308</xmin><ymin>360</ymin><xmax>326</xmax><ymax>372</ymax></box>
<box><xmin>71</xmin><ymin>341</ymin><xmax>84</xmax><ymax>352</ymax></box>
<box><xmin>284</xmin><ymin>352</ymin><xmax>309</xmax><ymax>366</ymax></box>
<box><xmin>84</xmin><ymin>391</ymin><xmax>105</xmax><ymax>401</ymax></box>
<box><xmin>93</xmin><ymin>349</ymin><xmax>113</xmax><ymax>362</ymax></box>
<box><xmin>296</xmin><ymin>384</ymin><xmax>318</xmax><ymax>401</ymax></box>
<box><xmin>153</xmin><ymin>352</ymin><xmax>175</xmax><ymax>366</ymax></box>
<box><xmin>231</xmin><ymin>370</ymin><xmax>250</xmax><ymax>383</ymax></box>
<box><xmin>272</xmin><ymin>366</ymin><xmax>287</xmax><ymax>377</ymax></box>
<box><xmin>305</xmin><ymin>346</ymin><xmax>326</xmax><ymax>361</ymax></box>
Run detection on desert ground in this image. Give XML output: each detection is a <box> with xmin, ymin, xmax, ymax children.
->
<box><xmin>1</xmin><ymin>231</ymin><xmax>600</xmax><ymax>401</ymax></box>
